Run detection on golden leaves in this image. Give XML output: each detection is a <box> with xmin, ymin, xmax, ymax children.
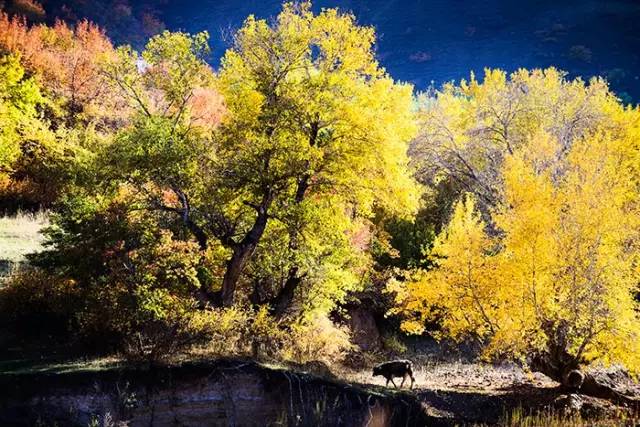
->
<box><xmin>397</xmin><ymin>82</ymin><xmax>640</xmax><ymax>371</ymax></box>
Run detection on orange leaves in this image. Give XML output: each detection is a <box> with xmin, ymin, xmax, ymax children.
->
<box><xmin>187</xmin><ymin>87</ymin><xmax>226</xmax><ymax>130</ymax></box>
<box><xmin>348</xmin><ymin>221</ymin><xmax>372</xmax><ymax>253</ymax></box>
<box><xmin>0</xmin><ymin>14</ymin><xmax>32</xmax><ymax>55</ymax></box>
<box><xmin>0</xmin><ymin>12</ymin><xmax>119</xmax><ymax>123</ymax></box>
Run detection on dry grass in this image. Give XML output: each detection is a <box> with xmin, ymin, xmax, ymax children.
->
<box><xmin>489</xmin><ymin>406</ymin><xmax>636</xmax><ymax>427</ymax></box>
<box><xmin>0</xmin><ymin>211</ymin><xmax>48</xmax><ymax>278</ymax></box>
<box><xmin>0</xmin><ymin>356</ymin><xmax>124</xmax><ymax>376</ymax></box>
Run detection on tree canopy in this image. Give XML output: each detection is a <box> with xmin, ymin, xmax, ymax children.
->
<box><xmin>392</xmin><ymin>69</ymin><xmax>640</xmax><ymax>382</ymax></box>
<box><xmin>3</xmin><ymin>1</ymin><xmax>640</xmax><ymax>381</ymax></box>
<box><xmin>99</xmin><ymin>2</ymin><xmax>419</xmax><ymax>317</ymax></box>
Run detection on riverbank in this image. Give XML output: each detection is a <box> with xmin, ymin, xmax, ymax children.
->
<box><xmin>1</xmin><ymin>358</ymin><xmax>432</xmax><ymax>426</ymax></box>
<box><xmin>1</xmin><ymin>357</ymin><xmax>637</xmax><ymax>426</ymax></box>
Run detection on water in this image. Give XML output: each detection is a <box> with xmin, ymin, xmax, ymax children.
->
<box><xmin>40</xmin><ymin>0</ymin><xmax>640</xmax><ymax>101</ymax></box>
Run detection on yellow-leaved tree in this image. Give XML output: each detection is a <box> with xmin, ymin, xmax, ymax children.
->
<box><xmin>394</xmin><ymin>193</ymin><xmax>499</xmax><ymax>340</ymax></box>
<box><xmin>412</xmin><ymin>68</ymin><xmax>633</xmax><ymax>216</ymax></box>
<box><xmin>99</xmin><ymin>2</ymin><xmax>419</xmax><ymax>321</ymax></box>
<box><xmin>392</xmin><ymin>127</ymin><xmax>640</xmax><ymax>387</ymax></box>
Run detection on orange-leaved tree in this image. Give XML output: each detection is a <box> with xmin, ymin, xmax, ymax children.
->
<box><xmin>0</xmin><ymin>12</ymin><xmax>121</xmax><ymax>126</ymax></box>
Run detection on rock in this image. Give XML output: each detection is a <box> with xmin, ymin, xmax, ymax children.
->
<box><xmin>346</xmin><ymin>305</ymin><xmax>381</xmax><ymax>352</ymax></box>
<box><xmin>579</xmin><ymin>396</ymin><xmax>617</xmax><ymax>419</ymax></box>
<box><xmin>553</xmin><ymin>393</ymin><xmax>583</xmax><ymax>414</ymax></box>
<box><xmin>553</xmin><ymin>393</ymin><xmax>630</xmax><ymax>420</ymax></box>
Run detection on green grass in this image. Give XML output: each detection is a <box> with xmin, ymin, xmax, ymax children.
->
<box><xmin>0</xmin><ymin>211</ymin><xmax>48</xmax><ymax>277</ymax></box>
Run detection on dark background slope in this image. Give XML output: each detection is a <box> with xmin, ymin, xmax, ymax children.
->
<box><xmin>30</xmin><ymin>0</ymin><xmax>640</xmax><ymax>101</ymax></box>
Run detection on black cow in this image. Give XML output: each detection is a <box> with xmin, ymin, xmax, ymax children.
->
<box><xmin>372</xmin><ymin>359</ymin><xmax>415</xmax><ymax>389</ymax></box>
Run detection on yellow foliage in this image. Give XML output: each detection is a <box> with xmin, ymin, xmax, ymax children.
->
<box><xmin>281</xmin><ymin>314</ymin><xmax>354</xmax><ymax>365</ymax></box>
<box><xmin>190</xmin><ymin>306</ymin><xmax>352</xmax><ymax>365</ymax></box>
<box><xmin>191</xmin><ymin>305</ymin><xmax>254</xmax><ymax>356</ymax></box>
<box><xmin>218</xmin><ymin>1</ymin><xmax>420</xmax><ymax>219</ymax></box>
<box><xmin>393</xmin><ymin>194</ymin><xmax>498</xmax><ymax>341</ymax></box>
<box><xmin>394</xmin><ymin>127</ymin><xmax>640</xmax><ymax>373</ymax></box>
<box><xmin>415</xmin><ymin>67</ymin><xmax>633</xmax><ymax>210</ymax></box>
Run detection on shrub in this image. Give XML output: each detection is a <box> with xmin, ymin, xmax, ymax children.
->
<box><xmin>381</xmin><ymin>333</ymin><xmax>408</xmax><ymax>356</ymax></box>
<box><xmin>249</xmin><ymin>305</ymin><xmax>286</xmax><ymax>359</ymax></box>
<box><xmin>281</xmin><ymin>314</ymin><xmax>354</xmax><ymax>365</ymax></box>
<box><xmin>75</xmin><ymin>232</ymin><xmax>211</xmax><ymax>362</ymax></box>
<box><xmin>0</xmin><ymin>268</ymin><xmax>79</xmax><ymax>337</ymax></box>
<box><xmin>119</xmin><ymin>295</ymin><xmax>213</xmax><ymax>364</ymax></box>
<box><xmin>192</xmin><ymin>306</ymin><xmax>253</xmax><ymax>357</ymax></box>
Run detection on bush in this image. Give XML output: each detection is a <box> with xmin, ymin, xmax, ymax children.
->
<box><xmin>191</xmin><ymin>305</ymin><xmax>253</xmax><ymax>357</ymax></box>
<box><xmin>3</xmin><ymin>190</ymin><xmax>358</xmax><ymax>364</ymax></box>
<box><xmin>1</xmin><ymin>191</ymin><xmax>220</xmax><ymax>360</ymax></box>
<box><xmin>281</xmin><ymin>314</ymin><xmax>354</xmax><ymax>365</ymax></box>
<box><xmin>0</xmin><ymin>268</ymin><xmax>79</xmax><ymax>337</ymax></box>
<box><xmin>381</xmin><ymin>333</ymin><xmax>408</xmax><ymax>356</ymax></box>
<box><xmin>119</xmin><ymin>296</ymin><xmax>214</xmax><ymax>364</ymax></box>
<box><xmin>76</xmin><ymin>232</ymin><xmax>212</xmax><ymax>362</ymax></box>
<box><xmin>188</xmin><ymin>307</ymin><xmax>354</xmax><ymax>367</ymax></box>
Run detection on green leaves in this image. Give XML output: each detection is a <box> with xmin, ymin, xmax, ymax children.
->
<box><xmin>3</xmin><ymin>3</ymin><xmax>423</xmax><ymax>353</ymax></box>
<box><xmin>105</xmin><ymin>30</ymin><xmax>217</xmax><ymax>124</ymax></box>
<box><xmin>0</xmin><ymin>54</ymin><xmax>45</xmax><ymax>172</ymax></box>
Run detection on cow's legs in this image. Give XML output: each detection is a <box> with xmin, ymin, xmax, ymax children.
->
<box><xmin>390</xmin><ymin>378</ymin><xmax>397</xmax><ymax>388</ymax></box>
<box><xmin>385</xmin><ymin>378</ymin><xmax>389</xmax><ymax>387</ymax></box>
<box><xmin>400</xmin><ymin>375</ymin><xmax>406</xmax><ymax>388</ymax></box>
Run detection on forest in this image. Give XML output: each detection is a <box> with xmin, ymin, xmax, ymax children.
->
<box><xmin>1</xmin><ymin>1</ymin><xmax>640</xmax><ymax>425</ymax></box>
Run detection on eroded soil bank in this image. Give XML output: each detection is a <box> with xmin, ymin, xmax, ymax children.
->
<box><xmin>1</xmin><ymin>358</ymin><xmax>637</xmax><ymax>426</ymax></box>
<box><xmin>0</xmin><ymin>359</ymin><xmax>434</xmax><ymax>426</ymax></box>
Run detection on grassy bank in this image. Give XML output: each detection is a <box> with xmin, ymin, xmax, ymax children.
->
<box><xmin>0</xmin><ymin>211</ymin><xmax>48</xmax><ymax>279</ymax></box>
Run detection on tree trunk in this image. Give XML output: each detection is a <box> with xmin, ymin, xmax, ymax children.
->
<box><xmin>221</xmin><ymin>202</ymin><xmax>270</xmax><ymax>307</ymax></box>
<box><xmin>221</xmin><ymin>245</ymin><xmax>253</xmax><ymax>306</ymax></box>
<box><xmin>272</xmin><ymin>266</ymin><xmax>303</xmax><ymax>318</ymax></box>
<box><xmin>530</xmin><ymin>354</ymin><xmax>578</xmax><ymax>388</ymax></box>
<box><xmin>531</xmin><ymin>354</ymin><xmax>639</xmax><ymax>408</ymax></box>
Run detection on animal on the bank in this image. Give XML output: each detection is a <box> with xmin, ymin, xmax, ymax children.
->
<box><xmin>372</xmin><ymin>359</ymin><xmax>415</xmax><ymax>389</ymax></box>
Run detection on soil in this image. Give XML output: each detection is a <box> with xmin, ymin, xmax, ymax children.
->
<box><xmin>2</xmin><ymin>357</ymin><xmax>638</xmax><ymax>426</ymax></box>
<box><xmin>347</xmin><ymin>361</ymin><xmax>636</xmax><ymax>424</ymax></box>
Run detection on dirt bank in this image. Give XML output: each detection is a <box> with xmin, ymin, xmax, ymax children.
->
<box><xmin>1</xmin><ymin>358</ymin><xmax>637</xmax><ymax>426</ymax></box>
<box><xmin>0</xmin><ymin>359</ymin><xmax>434</xmax><ymax>427</ymax></box>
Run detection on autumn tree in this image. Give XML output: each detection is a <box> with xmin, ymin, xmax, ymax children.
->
<box><xmin>100</xmin><ymin>2</ymin><xmax>418</xmax><ymax>316</ymax></box>
<box><xmin>0</xmin><ymin>12</ymin><xmax>123</xmax><ymax>208</ymax></box>
<box><xmin>0</xmin><ymin>52</ymin><xmax>74</xmax><ymax>210</ymax></box>
<box><xmin>0</xmin><ymin>53</ymin><xmax>44</xmax><ymax>176</ymax></box>
<box><xmin>0</xmin><ymin>12</ymin><xmax>120</xmax><ymax>126</ymax></box>
<box><xmin>392</xmin><ymin>127</ymin><xmax>640</xmax><ymax>388</ymax></box>
<box><xmin>400</xmin><ymin>68</ymin><xmax>640</xmax><ymax>390</ymax></box>
<box><xmin>411</xmin><ymin>68</ymin><xmax>627</xmax><ymax>218</ymax></box>
<box><xmin>208</xmin><ymin>2</ymin><xmax>418</xmax><ymax>311</ymax></box>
